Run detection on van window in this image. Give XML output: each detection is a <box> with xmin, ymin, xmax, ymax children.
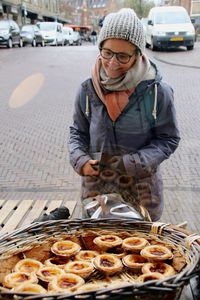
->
<box><xmin>154</xmin><ymin>11</ymin><xmax>191</xmax><ymax>24</ymax></box>
<box><xmin>38</xmin><ymin>23</ymin><xmax>57</xmax><ymax>31</ymax></box>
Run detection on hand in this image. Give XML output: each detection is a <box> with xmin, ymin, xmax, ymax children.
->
<box><xmin>82</xmin><ymin>160</ymin><xmax>99</xmax><ymax>176</ymax></box>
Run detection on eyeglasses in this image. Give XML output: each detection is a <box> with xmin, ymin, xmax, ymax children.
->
<box><xmin>100</xmin><ymin>48</ymin><xmax>136</xmax><ymax>64</ymax></box>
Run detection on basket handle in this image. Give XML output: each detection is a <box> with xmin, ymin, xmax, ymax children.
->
<box><xmin>169</xmin><ymin>224</ymin><xmax>200</xmax><ymax>247</ymax></box>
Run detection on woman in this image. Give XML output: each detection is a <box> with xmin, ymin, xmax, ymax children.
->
<box><xmin>68</xmin><ymin>8</ymin><xmax>180</xmax><ymax>221</ymax></box>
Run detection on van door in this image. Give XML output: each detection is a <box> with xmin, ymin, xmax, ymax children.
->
<box><xmin>56</xmin><ymin>24</ymin><xmax>63</xmax><ymax>46</ymax></box>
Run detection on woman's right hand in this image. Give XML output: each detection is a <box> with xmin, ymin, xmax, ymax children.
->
<box><xmin>81</xmin><ymin>160</ymin><xmax>99</xmax><ymax>176</ymax></box>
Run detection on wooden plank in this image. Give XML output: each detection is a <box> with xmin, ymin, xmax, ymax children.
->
<box><xmin>0</xmin><ymin>200</ymin><xmax>33</xmax><ymax>234</ymax></box>
<box><xmin>45</xmin><ymin>200</ymin><xmax>63</xmax><ymax>214</ymax></box>
<box><xmin>20</xmin><ymin>199</ymin><xmax>48</xmax><ymax>227</ymax></box>
<box><xmin>45</xmin><ymin>200</ymin><xmax>76</xmax><ymax>216</ymax></box>
<box><xmin>0</xmin><ymin>200</ymin><xmax>20</xmax><ymax>224</ymax></box>
<box><xmin>0</xmin><ymin>199</ymin><xmax>5</xmax><ymax>206</ymax></box>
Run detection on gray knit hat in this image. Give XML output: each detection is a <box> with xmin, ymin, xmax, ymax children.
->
<box><xmin>98</xmin><ymin>8</ymin><xmax>145</xmax><ymax>54</ymax></box>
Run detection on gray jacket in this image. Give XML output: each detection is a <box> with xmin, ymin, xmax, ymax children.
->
<box><xmin>69</xmin><ymin>62</ymin><xmax>180</xmax><ymax>221</ymax></box>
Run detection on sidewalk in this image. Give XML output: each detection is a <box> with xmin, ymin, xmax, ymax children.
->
<box><xmin>0</xmin><ymin>43</ymin><xmax>200</xmax><ymax>234</ymax></box>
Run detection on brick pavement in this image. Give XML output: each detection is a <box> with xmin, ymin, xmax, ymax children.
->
<box><xmin>0</xmin><ymin>43</ymin><xmax>200</xmax><ymax>233</ymax></box>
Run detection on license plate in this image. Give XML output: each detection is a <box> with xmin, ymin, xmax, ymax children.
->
<box><xmin>170</xmin><ymin>37</ymin><xmax>184</xmax><ymax>41</ymax></box>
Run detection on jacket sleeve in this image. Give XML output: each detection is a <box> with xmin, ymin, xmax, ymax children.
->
<box><xmin>123</xmin><ymin>82</ymin><xmax>181</xmax><ymax>177</ymax></box>
<box><xmin>68</xmin><ymin>86</ymin><xmax>91</xmax><ymax>175</ymax></box>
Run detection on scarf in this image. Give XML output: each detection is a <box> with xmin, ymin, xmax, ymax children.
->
<box><xmin>91</xmin><ymin>54</ymin><xmax>154</xmax><ymax>121</ymax></box>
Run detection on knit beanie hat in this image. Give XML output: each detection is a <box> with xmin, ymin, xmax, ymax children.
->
<box><xmin>98</xmin><ymin>8</ymin><xmax>145</xmax><ymax>54</ymax></box>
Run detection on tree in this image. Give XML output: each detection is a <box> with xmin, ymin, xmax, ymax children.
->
<box><xmin>123</xmin><ymin>0</ymin><xmax>155</xmax><ymax>18</ymax></box>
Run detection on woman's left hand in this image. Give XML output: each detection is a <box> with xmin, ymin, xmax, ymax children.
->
<box><xmin>81</xmin><ymin>160</ymin><xmax>100</xmax><ymax>176</ymax></box>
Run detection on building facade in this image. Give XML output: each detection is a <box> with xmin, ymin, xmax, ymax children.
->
<box><xmin>0</xmin><ymin>0</ymin><xmax>66</xmax><ymax>25</ymax></box>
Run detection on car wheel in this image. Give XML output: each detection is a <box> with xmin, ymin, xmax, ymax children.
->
<box><xmin>151</xmin><ymin>37</ymin><xmax>157</xmax><ymax>51</ymax></box>
<box><xmin>187</xmin><ymin>45</ymin><xmax>194</xmax><ymax>50</ymax></box>
<box><xmin>32</xmin><ymin>39</ymin><xmax>36</xmax><ymax>47</ymax></box>
<box><xmin>19</xmin><ymin>38</ymin><xmax>23</xmax><ymax>48</ymax></box>
<box><xmin>7</xmin><ymin>38</ymin><xmax>13</xmax><ymax>48</ymax></box>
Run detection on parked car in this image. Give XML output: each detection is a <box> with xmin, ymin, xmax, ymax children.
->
<box><xmin>0</xmin><ymin>20</ymin><xmax>23</xmax><ymax>48</ymax></box>
<box><xmin>72</xmin><ymin>31</ymin><xmax>82</xmax><ymax>45</ymax></box>
<box><xmin>62</xmin><ymin>27</ymin><xmax>73</xmax><ymax>45</ymax></box>
<box><xmin>190</xmin><ymin>14</ymin><xmax>200</xmax><ymax>41</ymax></box>
<box><xmin>37</xmin><ymin>22</ymin><xmax>64</xmax><ymax>46</ymax></box>
<box><xmin>20</xmin><ymin>24</ymin><xmax>45</xmax><ymax>47</ymax></box>
<box><xmin>145</xmin><ymin>6</ymin><xmax>195</xmax><ymax>51</ymax></box>
<box><xmin>141</xmin><ymin>17</ymin><xmax>148</xmax><ymax>33</ymax></box>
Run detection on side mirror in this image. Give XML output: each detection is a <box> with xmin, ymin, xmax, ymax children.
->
<box><xmin>148</xmin><ymin>20</ymin><xmax>153</xmax><ymax>26</ymax></box>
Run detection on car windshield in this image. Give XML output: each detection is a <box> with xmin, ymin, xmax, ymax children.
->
<box><xmin>0</xmin><ymin>21</ymin><xmax>9</xmax><ymax>30</ymax></box>
<box><xmin>38</xmin><ymin>23</ymin><xmax>56</xmax><ymax>31</ymax></box>
<box><xmin>21</xmin><ymin>26</ymin><xmax>33</xmax><ymax>32</ymax></box>
<box><xmin>155</xmin><ymin>11</ymin><xmax>191</xmax><ymax>24</ymax></box>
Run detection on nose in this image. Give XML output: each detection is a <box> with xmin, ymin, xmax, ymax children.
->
<box><xmin>108</xmin><ymin>55</ymin><xmax>120</xmax><ymax>66</ymax></box>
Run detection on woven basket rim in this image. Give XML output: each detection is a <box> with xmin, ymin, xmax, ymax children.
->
<box><xmin>0</xmin><ymin>218</ymin><xmax>199</xmax><ymax>300</ymax></box>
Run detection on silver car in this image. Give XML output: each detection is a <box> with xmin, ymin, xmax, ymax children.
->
<box><xmin>20</xmin><ymin>25</ymin><xmax>45</xmax><ymax>47</ymax></box>
<box><xmin>0</xmin><ymin>20</ymin><xmax>23</xmax><ymax>48</ymax></box>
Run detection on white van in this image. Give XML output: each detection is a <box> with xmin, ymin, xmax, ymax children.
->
<box><xmin>145</xmin><ymin>6</ymin><xmax>195</xmax><ymax>51</ymax></box>
<box><xmin>62</xmin><ymin>27</ymin><xmax>73</xmax><ymax>45</ymax></box>
<box><xmin>37</xmin><ymin>22</ymin><xmax>64</xmax><ymax>46</ymax></box>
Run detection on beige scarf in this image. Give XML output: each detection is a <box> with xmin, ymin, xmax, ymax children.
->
<box><xmin>91</xmin><ymin>54</ymin><xmax>154</xmax><ymax>121</ymax></box>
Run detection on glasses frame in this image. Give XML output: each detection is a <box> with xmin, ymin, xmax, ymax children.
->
<box><xmin>99</xmin><ymin>47</ymin><xmax>137</xmax><ymax>64</ymax></box>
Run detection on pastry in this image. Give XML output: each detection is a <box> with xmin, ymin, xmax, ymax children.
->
<box><xmin>3</xmin><ymin>272</ymin><xmax>38</xmax><ymax>288</ymax></box>
<box><xmin>44</xmin><ymin>256</ymin><xmax>70</xmax><ymax>269</ymax></box>
<box><xmin>75</xmin><ymin>250</ymin><xmax>99</xmax><ymax>262</ymax></box>
<box><xmin>51</xmin><ymin>240</ymin><xmax>81</xmax><ymax>257</ymax></box>
<box><xmin>100</xmin><ymin>169</ymin><xmax>117</xmax><ymax>182</ymax></box>
<box><xmin>37</xmin><ymin>266</ymin><xmax>64</xmax><ymax>282</ymax></box>
<box><xmin>48</xmin><ymin>273</ymin><xmax>84</xmax><ymax>293</ymax></box>
<box><xmin>140</xmin><ymin>245</ymin><xmax>173</xmax><ymax>261</ymax></box>
<box><xmin>64</xmin><ymin>261</ymin><xmax>94</xmax><ymax>278</ymax></box>
<box><xmin>122</xmin><ymin>254</ymin><xmax>148</xmax><ymax>270</ymax></box>
<box><xmin>93</xmin><ymin>254</ymin><xmax>123</xmax><ymax>275</ymax></box>
<box><xmin>84</xmin><ymin>176</ymin><xmax>101</xmax><ymax>187</ymax></box>
<box><xmin>12</xmin><ymin>283</ymin><xmax>47</xmax><ymax>293</ymax></box>
<box><xmin>14</xmin><ymin>258</ymin><xmax>43</xmax><ymax>274</ymax></box>
<box><xmin>93</xmin><ymin>235</ymin><xmax>123</xmax><ymax>250</ymax></box>
<box><xmin>122</xmin><ymin>237</ymin><xmax>149</xmax><ymax>252</ymax></box>
<box><xmin>142</xmin><ymin>262</ymin><xmax>176</xmax><ymax>277</ymax></box>
<box><xmin>137</xmin><ymin>272</ymin><xmax>164</xmax><ymax>282</ymax></box>
<box><xmin>117</xmin><ymin>175</ymin><xmax>133</xmax><ymax>189</ymax></box>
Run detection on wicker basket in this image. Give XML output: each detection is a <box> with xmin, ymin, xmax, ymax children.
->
<box><xmin>0</xmin><ymin>218</ymin><xmax>199</xmax><ymax>300</ymax></box>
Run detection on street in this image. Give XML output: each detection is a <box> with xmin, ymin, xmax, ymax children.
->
<box><xmin>0</xmin><ymin>43</ymin><xmax>200</xmax><ymax>232</ymax></box>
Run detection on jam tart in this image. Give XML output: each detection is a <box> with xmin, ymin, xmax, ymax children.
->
<box><xmin>64</xmin><ymin>261</ymin><xmax>94</xmax><ymax>279</ymax></box>
<box><xmin>3</xmin><ymin>272</ymin><xmax>38</xmax><ymax>289</ymax></box>
<box><xmin>37</xmin><ymin>266</ymin><xmax>64</xmax><ymax>282</ymax></box>
<box><xmin>51</xmin><ymin>240</ymin><xmax>81</xmax><ymax>257</ymax></box>
<box><xmin>44</xmin><ymin>256</ymin><xmax>70</xmax><ymax>269</ymax></box>
<box><xmin>93</xmin><ymin>254</ymin><xmax>123</xmax><ymax>275</ymax></box>
<box><xmin>75</xmin><ymin>250</ymin><xmax>99</xmax><ymax>262</ymax></box>
<box><xmin>122</xmin><ymin>237</ymin><xmax>149</xmax><ymax>252</ymax></box>
<box><xmin>12</xmin><ymin>283</ymin><xmax>47</xmax><ymax>294</ymax></box>
<box><xmin>14</xmin><ymin>258</ymin><xmax>43</xmax><ymax>274</ymax></box>
<box><xmin>140</xmin><ymin>245</ymin><xmax>173</xmax><ymax>261</ymax></box>
<box><xmin>48</xmin><ymin>273</ymin><xmax>85</xmax><ymax>293</ymax></box>
<box><xmin>142</xmin><ymin>262</ymin><xmax>176</xmax><ymax>277</ymax></box>
<box><xmin>93</xmin><ymin>234</ymin><xmax>123</xmax><ymax>250</ymax></box>
<box><xmin>122</xmin><ymin>254</ymin><xmax>148</xmax><ymax>270</ymax></box>
<box><xmin>138</xmin><ymin>272</ymin><xmax>164</xmax><ymax>282</ymax></box>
